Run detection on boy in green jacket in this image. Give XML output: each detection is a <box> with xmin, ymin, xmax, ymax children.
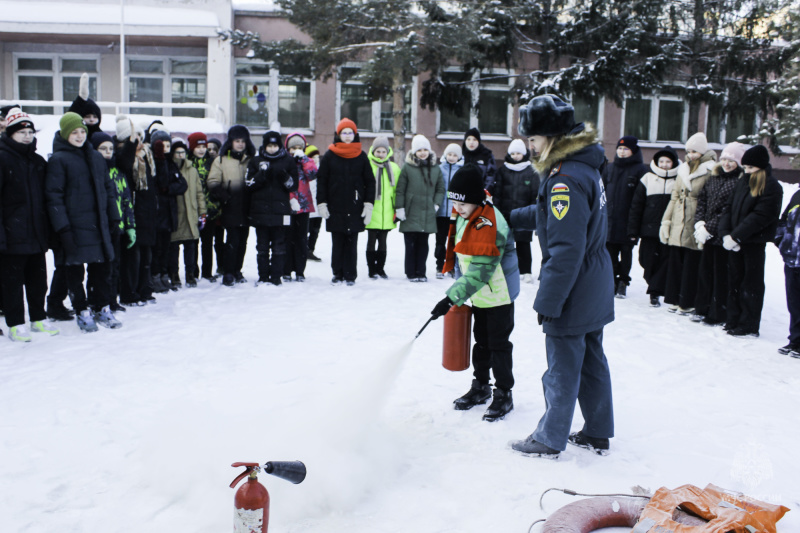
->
<box><xmin>429</xmin><ymin>164</ymin><xmax>520</xmax><ymax>421</ymax></box>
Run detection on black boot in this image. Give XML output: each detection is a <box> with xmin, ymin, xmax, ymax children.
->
<box><xmin>568</xmin><ymin>431</ymin><xmax>610</xmax><ymax>455</ymax></box>
<box><xmin>366</xmin><ymin>251</ymin><xmax>378</xmax><ymax>279</ymax></box>
<box><xmin>47</xmin><ymin>303</ymin><xmax>76</xmax><ymax>321</ymax></box>
<box><xmin>453</xmin><ymin>379</ymin><xmax>492</xmax><ymax>410</ymax></box>
<box><xmin>375</xmin><ymin>250</ymin><xmax>388</xmax><ymax>279</ymax></box>
<box><xmin>615</xmin><ymin>281</ymin><xmax>627</xmax><ymax>299</ymax></box>
<box><xmin>482</xmin><ymin>388</ymin><xmax>513</xmax><ymax>421</ymax></box>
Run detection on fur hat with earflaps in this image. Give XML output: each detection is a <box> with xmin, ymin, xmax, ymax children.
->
<box><xmin>518</xmin><ymin>95</ymin><xmax>576</xmax><ymax>137</ymax></box>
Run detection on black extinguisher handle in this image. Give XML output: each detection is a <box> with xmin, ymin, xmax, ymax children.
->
<box><xmin>264</xmin><ymin>460</ymin><xmax>307</xmax><ymax>484</ymax></box>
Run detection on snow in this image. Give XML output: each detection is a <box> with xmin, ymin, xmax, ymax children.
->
<box><xmin>2</xmin><ymin>188</ymin><xmax>800</xmax><ymax>532</ymax></box>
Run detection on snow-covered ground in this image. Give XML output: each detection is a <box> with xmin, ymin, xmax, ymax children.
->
<box><xmin>2</xmin><ymin>187</ymin><xmax>800</xmax><ymax>532</ymax></box>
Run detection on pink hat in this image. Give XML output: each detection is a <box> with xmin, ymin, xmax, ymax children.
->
<box><xmin>719</xmin><ymin>142</ymin><xmax>747</xmax><ymax>166</ymax></box>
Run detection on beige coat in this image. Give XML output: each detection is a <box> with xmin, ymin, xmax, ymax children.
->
<box><xmin>171</xmin><ymin>158</ymin><xmax>206</xmax><ymax>241</ymax></box>
<box><xmin>206</xmin><ymin>154</ymin><xmax>250</xmax><ymax>227</ymax></box>
<box><xmin>661</xmin><ymin>150</ymin><xmax>717</xmax><ymax>249</ymax></box>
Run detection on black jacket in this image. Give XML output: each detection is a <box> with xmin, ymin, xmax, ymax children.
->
<box><xmin>45</xmin><ymin>132</ymin><xmax>119</xmax><ymax>265</ymax></box>
<box><xmin>603</xmin><ymin>151</ymin><xmax>648</xmax><ymax>244</ymax></box>
<box><xmin>0</xmin><ymin>135</ymin><xmax>49</xmax><ymax>254</ymax></box>
<box><xmin>155</xmin><ymin>156</ymin><xmax>188</xmax><ymax>233</ymax></box>
<box><xmin>493</xmin><ymin>156</ymin><xmax>539</xmax><ymax>242</ymax></box>
<box><xmin>627</xmin><ymin>160</ymin><xmax>678</xmax><ymax>239</ymax></box>
<box><xmin>694</xmin><ymin>165</ymin><xmax>740</xmax><ymax>246</ymax></box>
<box><xmin>116</xmin><ymin>139</ymin><xmax>159</xmax><ymax>246</ymax></box>
<box><xmin>463</xmin><ymin>143</ymin><xmax>498</xmax><ymax>193</ymax></box>
<box><xmin>246</xmin><ymin>147</ymin><xmax>299</xmax><ymax>227</ymax></box>
<box><xmin>718</xmin><ymin>166</ymin><xmax>783</xmax><ymax>245</ymax></box>
<box><xmin>316</xmin><ymin>143</ymin><xmax>376</xmax><ymax>234</ymax></box>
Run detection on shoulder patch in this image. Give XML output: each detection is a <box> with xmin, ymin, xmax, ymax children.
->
<box><xmin>551</xmin><ymin>194</ymin><xmax>570</xmax><ymax>220</ymax></box>
<box><xmin>551</xmin><ymin>182</ymin><xmax>570</xmax><ymax>194</ymax></box>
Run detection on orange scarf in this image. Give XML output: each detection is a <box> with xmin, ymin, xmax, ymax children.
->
<box><xmin>442</xmin><ymin>201</ymin><xmax>499</xmax><ymax>273</ymax></box>
<box><xmin>328</xmin><ymin>141</ymin><xmax>363</xmax><ymax>159</ymax></box>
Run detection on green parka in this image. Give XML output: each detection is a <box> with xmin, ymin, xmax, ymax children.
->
<box><xmin>395</xmin><ymin>151</ymin><xmax>445</xmax><ymax>234</ymax></box>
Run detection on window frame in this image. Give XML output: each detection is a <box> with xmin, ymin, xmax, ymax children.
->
<box><xmin>435</xmin><ymin>67</ymin><xmax>515</xmax><ymax>140</ymax></box>
<box><xmin>127</xmin><ymin>56</ymin><xmax>208</xmax><ymax>117</ymax></box>
<box><xmin>620</xmin><ymin>91</ymin><xmax>689</xmax><ymax>145</ymax></box>
<box><xmin>13</xmin><ymin>52</ymin><xmax>101</xmax><ymax>114</ymax></box>
<box><xmin>704</xmin><ymin>99</ymin><xmax>762</xmax><ymax>148</ymax></box>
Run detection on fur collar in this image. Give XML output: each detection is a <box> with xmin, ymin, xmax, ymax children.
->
<box><xmin>678</xmin><ymin>151</ymin><xmax>717</xmax><ymax>182</ymax></box>
<box><xmin>532</xmin><ymin>124</ymin><xmax>599</xmax><ymax>175</ymax></box>
<box><xmin>405</xmin><ymin>149</ymin><xmax>437</xmax><ymax>167</ymax></box>
<box><xmin>649</xmin><ymin>159</ymin><xmax>678</xmax><ymax>179</ymax></box>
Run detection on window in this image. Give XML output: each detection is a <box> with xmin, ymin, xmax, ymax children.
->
<box><xmin>336</xmin><ymin>65</ymin><xmax>415</xmax><ymax>134</ymax></box>
<box><xmin>437</xmin><ymin>69</ymin><xmax>513</xmax><ymax>137</ymax></box>
<box><xmin>128</xmin><ymin>57</ymin><xmax>207</xmax><ymax>117</ymax></box>
<box><xmin>234</xmin><ymin>61</ymin><xmax>314</xmax><ymax>131</ymax></box>
<box><xmin>622</xmin><ymin>93</ymin><xmax>687</xmax><ymax>143</ymax></box>
<box><xmin>14</xmin><ymin>54</ymin><xmax>99</xmax><ymax>114</ymax></box>
<box><xmin>572</xmin><ymin>94</ymin><xmax>603</xmax><ymax>129</ymax></box>
<box><xmin>706</xmin><ymin>101</ymin><xmax>757</xmax><ymax>144</ymax></box>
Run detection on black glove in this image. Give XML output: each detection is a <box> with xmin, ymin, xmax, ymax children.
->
<box><xmin>59</xmin><ymin>228</ymin><xmax>78</xmax><ymax>255</ymax></box>
<box><xmin>537</xmin><ymin>313</ymin><xmax>552</xmax><ymax>326</ymax></box>
<box><xmin>282</xmin><ymin>170</ymin><xmax>294</xmax><ymax>189</ymax></box>
<box><xmin>110</xmin><ymin>223</ymin><xmax>122</xmax><ymax>239</ymax></box>
<box><xmin>431</xmin><ymin>296</ymin><xmax>454</xmax><ymax>320</ymax></box>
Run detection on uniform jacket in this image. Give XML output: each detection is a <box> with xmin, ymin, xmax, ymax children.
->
<box><xmin>207</xmin><ymin>152</ymin><xmax>252</xmax><ymax>228</ymax></box>
<box><xmin>171</xmin><ymin>158</ymin><xmax>206</xmax><ymax>241</ymax></box>
<box><xmin>437</xmin><ymin>156</ymin><xmax>463</xmax><ymax>218</ymax></box>
<box><xmin>718</xmin><ymin>166</ymin><xmax>783</xmax><ymax>246</ymax></box>
<box><xmin>395</xmin><ymin>151</ymin><xmax>445</xmax><ymax>234</ymax></box>
<box><xmin>661</xmin><ymin>151</ymin><xmax>717</xmax><ymax>249</ymax></box>
<box><xmin>493</xmin><ymin>154</ymin><xmax>539</xmax><ymax>243</ymax></box>
<box><xmin>510</xmin><ymin>124</ymin><xmax>614</xmax><ymax>336</ymax></box>
<box><xmin>366</xmin><ymin>146</ymin><xmax>400</xmax><ymax>230</ymax></box>
<box><xmin>45</xmin><ymin>132</ymin><xmax>120</xmax><ymax>265</ymax></box>
<box><xmin>246</xmin><ymin>147</ymin><xmax>299</xmax><ymax>227</ymax></box>
<box><xmin>627</xmin><ymin>160</ymin><xmax>678</xmax><ymax>239</ymax></box>
<box><xmin>694</xmin><ymin>164</ymin><xmax>741</xmax><ymax>246</ymax></box>
<box><xmin>316</xmin><ymin>144</ymin><xmax>375</xmax><ymax>234</ymax></box>
<box><xmin>0</xmin><ymin>135</ymin><xmax>49</xmax><ymax>254</ymax></box>
<box><xmin>603</xmin><ymin>150</ymin><xmax>648</xmax><ymax>244</ymax></box>
<box><xmin>463</xmin><ymin>143</ymin><xmax>497</xmax><ymax>192</ymax></box>
<box><xmin>775</xmin><ymin>188</ymin><xmax>800</xmax><ymax>268</ymax></box>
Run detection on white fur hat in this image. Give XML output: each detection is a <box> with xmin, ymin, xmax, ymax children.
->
<box><xmin>685</xmin><ymin>132</ymin><xmax>709</xmax><ymax>154</ymax></box>
<box><xmin>411</xmin><ymin>134</ymin><xmax>431</xmax><ymax>154</ymax></box>
<box><xmin>508</xmin><ymin>138</ymin><xmax>527</xmax><ymax>155</ymax></box>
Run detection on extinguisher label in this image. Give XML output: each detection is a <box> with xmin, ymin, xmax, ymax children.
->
<box><xmin>234</xmin><ymin>507</ymin><xmax>263</xmax><ymax>533</ymax></box>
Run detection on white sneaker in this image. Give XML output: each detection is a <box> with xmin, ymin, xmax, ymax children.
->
<box><xmin>521</xmin><ymin>273</ymin><xmax>533</xmax><ymax>284</ymax></box>
<box><xmin>9</xmin><ymin>324</ymin><xmax>32</xmax><ymax>342</ymax></box>
<box><xmin>31</xmin><ymin>320</ymin><xmax>60</xmax><ymax>336</ymax></box>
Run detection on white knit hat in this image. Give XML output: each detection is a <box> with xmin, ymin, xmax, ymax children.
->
<box><xmin>685</xmin><ymin>132</ymin><xmax>709</xmax><ymax>154</ymax></box>
<box><xmin>411</xmin><ymin>134</ymin><xmax>431</xmax><ymax>153</ymax></box>
<box><xmin>443</xmin><ymin>143</ymin><xmax>462</xmax><ymax>159</ymax></box>
<box><xmin>507</xmin><ymin>138</ymin><xmax>527</xmax><ymax>155</ymax></box>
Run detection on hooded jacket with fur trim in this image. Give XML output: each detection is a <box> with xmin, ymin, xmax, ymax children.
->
<box><xmin>661</xmin><ymin>150</ymin><xmax>717</xmax><ymax>249</ymax></box>
<box><xmin>627</xmin><ymin>159</ymin><xmax>679</xmax><ymax>239</ymax></box>
<box><xmin>395</xmin><ymin>150</ymin><xmax>445</xmax><ymax>234</ymax></box>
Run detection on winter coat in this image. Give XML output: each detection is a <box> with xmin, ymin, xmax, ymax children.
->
<box><xmin>775</xmin><ymin>188</ymin><xmax>800</xmax><ymax>268</ymax></box>
<box><xmin>316</xmin><ymin>147</ymin><xmax>375</xmax><ymax>234</ymax></box>
<box><xmin>45</xmin><ymin>132</ymin><xmax>120</xmax><ymax>265</ymax></box>
<box><xmin>627</xmin><ymin>160</ymin><xmax>678</xmax><ymax>239</ymax></box>
<box><xmin>694</xmin><ymin>164</ymin><xmax>741</xmax><ymax>246</ymax></box>
<box><xmin>107</xmin><ymin>160</ymin><xmax>135</xmax><ymax>232</ymax></box>
<box><xmin>661</xmin><ymin>151</ymin><xmax>717</xmax><ymax>249</ymax></box>
<box><xmin>603</xmin><ymin>150</ymin><xmax>649</xmax><ymax>244</ymax></box>
<box><xmin>246</xmin><ymin>147</ymin><xmax>299</xmax><ymax>227</ymax></box>
<box><xmin>365</xmin><ymin>146</ymin><xmax>400</xmax><ymax>231</ymax></box>
<box><xmin>154</xmin><ymin>156</ymin><xmax>188</xmax><ymax>233</ymax></box>
<box><xmin>0</xmin><ymin>134</ymin><xmax>49</xmax><ymax>254</ymax></box>
<box><xmin>171</xmin><ymin>158</ymin><xmax>206</xmax><ymax>241</ymax></box>
<box><xmin>510</xmin><ymin>124</ymin><xmax>614</xmax><ymax>336</ymax></box>
<box><xmin>395</xmin><ymin>151</ymin><xmax>445</xmax><ymax>234</ymax></box>
<box><xmin>117</xmin><ymin>139</ymin><xmax>159</xmax><ymax>247</ymax></box>
<box><xmin>718</xmin><ymin>166</ymin><xmax>783</xmax><ymax>246</ymax></box>
<box><xmin>207</xmin><ymin>152</ymin><xmax>252</xmax><ymax>228</ymax></box>
<box><xmin>463</xmin><ymin>143</ymin><xmax>497</xmax><ymax>192</ymax></box>
<box><xmin>447</xmin><ymin>205</ymin><xmax>520</xmax><ymax>308</ymax></box>
<box><xmin>437</xmin><ymin>157</ymin><xmax>463</xmax><ymax>218</ymax></box>
<box><xmin>191</xmin><ymin>154</ymin><xmax>221</xmax><ymax>221</ymax></box>
<box><xmin>290</xmin><ymin>153</ymin><xmax>317</xmax><ymax>215</ymax></box>
<box><xmin>493</xmin><ymin>156</ymin><xmax>539</xmax><ymax>242</ymax></box>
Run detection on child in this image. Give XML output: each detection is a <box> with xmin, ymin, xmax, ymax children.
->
<box><xmin>169</xmin><ymin>139</ymin><xmax>206</xmax><ymax>288</ymax></box>
<box><xmin>188</xmin><ymin>132</ymin><xmax>223</xmax><ymax>282</ymax></box>
<box><xmin>462</xmin><ymin>128</ymin><xmax>497</xmax><ymax>192</ymax></box>
<box><xmin>627</xmin><ymin>146</ymin><xmax>680</xmax><ymax>307</ymax></box>
<box><xmin>435</xmin><ymin>144</ymin><xmax>463</xmax><ymax>278</ymax></box>
<box><xmin>305</xmin><ymin>145</ymin><xmax>323</xmax><ymax>262</ymax></box>
<box><xmin>68</xmin><ymin>73</ymin><xmax>103</xmax><ymax>136</ymax></box>
<box><xmin>395</xmin><ymin>134</ymin><xmax>445</xmax><ymax>281</ymax></box>
<box><xmin>775</xmin><ymin>181</ymin><xmax>800</xmax><ymax>356</ymax></box>
<box><xmin>718</xmin><ymin>144</ymin><xmax>782</xmax><ymax>337</ymax></box>
<box><xmin>492</xmin><ymin>138</ymin><xmax>539</xmax><ymax>284</ymax></box>
<box><xmin>604</xmin><ymin>136</ymin><xmax>649</xmax><ymax>298</ymax></box>
<box><xmin>429</xmin><ymin>163</ymin><xmax>520</xmax><ymax>421</ymax></box>
<box><xmin>283</xmin><ymin>132</ymin><xmax>317</xmax><ymax>282</ymax></box>
<box><xmin>365</xmin><ymin>136</ymin><xmax>400</xmax><ymax>279</ymax></box>
<box><xmin>246</xmin><ymin>130</ymin><xmax>298</xmax><ymax>285</ymax></box>
<box><xmin>207</xmin><ymin>138</ymin><xmax>221</xmax><ymax>160</ymax></box>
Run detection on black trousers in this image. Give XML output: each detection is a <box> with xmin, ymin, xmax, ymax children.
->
<box><xmin>403</xmin><ymin>232</ymin><xmax>430</xmax><ymax>279</ymax></box>
<box><xmin>136</xmin><ymin>244</ymin><xmax>154</xmax><ymax>301</ymax></box>
<box><xmin>331</xmin><ymin>232</ymin><xmax>359</xmax><ymax>281</ymax></box>
<box><xmin>109</xmin><ymin>232</ymin><xmax>122</xmax><ymax>304</ymax></box>
<box><xmin>638</xmin><ymin>237</ymin><xmax>668</xmax><ymax>296</ymax></box>
<box><xmin>284</xmin><ymin>213</ymin><xmax>309</xmax><ymax>277</ymax></box>
<box><xmin>785</xmin><ymin>265</ymin><xmax>800</xmax><ymax>344</ymax></box>
<box><xmin>727</xmin><ymin>242</ymin><xmax>766</xmax><ymax>333</ymax></box>
<box><xmin>120</xmin><ymin>244</ymin><xmax>141</xmax><ymax>303</ymax></box>
<box><xmin>66</xmin><ymin>262</ymin><xmax>112</xmax><ymax>313</ymax></box>
<box><xmin>694</xmin><ymin>244</ymin><xmax>729</xmax><ymax>321</ymax></box>
<box><xmin>200</xmin><ymin>221</ymin><xmax>225</xmax><ymax>278</ymax></box>
<box><xmin>169</xmin><ymin>240</ymin><xmax>199</xmax><ymax>280</ymax></box>
<box><xmin>255</xmin><ymin>226</ymin><xmax>286</xmax><ymax>282</ymax></box>
<box><xmin>152</xmin><ymin>230</ymin><xmax>172</xmax><ymax>276</ymax></box>
<box><xmin>0</xmin><ymin>252</ymin><xmax>47</xmax><ymax>328</ymax></box>
<box><xmin>308</xmin><ymin>217</ymin><xmax>322</xmax><ymax>252</ymax></box>
<box><xmin>515</xmin><ymin>234</ymin><xmax>533</xmax><ymax>276</ymax></box>
<box><xmin>472</xmin><ymin>302</ymin><xmax>515</xmax><ymax>391</ymax></box>
<box><xmin>606</xmin><ymin>242</ymin><xmax>633</xmax><ymax>286</ymax></box>
<box><xmin>223</xmin><ymin>226</ymin><xmax>249</xmax><ymax>276</ymax></box>
<box><xmin>47</xmin><ymin>260</ymin><xmax>69</xmax><ymax>310</ymax></box>
<box><xmin>434</xmin><ymin>216</ymin><xmax>451</xmax><ymax>272</ymax></box>
<box><xmin>366</xmin><ymin>228</ymin><xmax>389</xmax><ymax>253</ymax></box>
<box><xmin>664</xmin><ymin>246</ymin><xmax>701</xmax><ymax>309</ymax></box>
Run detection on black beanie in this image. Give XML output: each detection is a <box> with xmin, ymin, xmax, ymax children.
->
<box><xmin>617</xmin><ymin>135</ymin><xmax>639</xmax><ymax>154</ymax></box>
<box><xmin>653</xmin><ymin>146</ymin><xmax>679</xmax><ymax>169</ymax></box>
<box><xmin>464</xmin><ymin>127</ymin><xmax>481</xmax><ymax>143</ymax></box>
<box><xmin>741</xmin><ymin>144</ymin><xmax>770</xmax><ymax>170</ymax></box>
<box><xmin>90</xmin><ymin>131</ymin><xmax>113</xmax><ymax>150</ymax></box>
<box><xmin>448</xmin><ymin>164</ymin><xmax>486</xmax><ymax>205</ymax></box>
<box><xmin>262</xmin><ymin>130</ymin><xmax>282</xmax><ymax>147</ymax></box>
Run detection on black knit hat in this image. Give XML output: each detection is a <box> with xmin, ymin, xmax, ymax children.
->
<box><xmin>741</xmin><ymin>144</ymin><xmax>770</xmax><ymax>170</ymax></box>
<box><xmin>518</xmin><ymin>95</ymin><xmax>575</xmax><ymax>137</ymax></box>
<box><xmin>170</xmin><ymin>138</ymin><xmax>188</xmax><ymax>154</ymax></box>
<box><xmin>90</xmin><ymin>131</ymin><xmax>113</xmax><ymax>150</ymax></box>
<box><xmin>464</xmin><ymin>127</ymin><xmax>481</xmax><ymax>143</ymax></box>
<box><xmin>652</xmin><ymin>146</ymin><xmax>679</xmax><ymax>168</ymax></box>
<box><xmin>617</xmin><ymin>135</ymin><xmax>639</xmax><ymax>154</ymax></box>
<box><xmin>262</xmin><ymin>130</ymin><xmax>282</xmax><ymax>147</ymax></box>
<box><xmin>207</xmin><ymin>138</ymin><xmax>222</xmax><ymax>149</ymax></box>
<box><xmin>447</xmin><ymin>163</ymin><xmax>486</xmax><ymax>205</ymax></box>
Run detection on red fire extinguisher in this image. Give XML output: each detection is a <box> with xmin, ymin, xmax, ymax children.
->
<box><xmin>442</xmin><ymin>304</ymin><xmax>472</xmax><ymax>371</ymax></box>
<box><xmin>230</xmin><ymin>460</ymin><xmax>307</xmax><ymax>533</ymax></box>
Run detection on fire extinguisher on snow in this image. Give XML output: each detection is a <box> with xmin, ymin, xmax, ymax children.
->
<box><xmin>230</xmin><ymin>460</ymin><xmax>307</xmax><ymax>533</ymax></box>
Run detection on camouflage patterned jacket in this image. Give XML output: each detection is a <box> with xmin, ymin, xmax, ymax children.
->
<box><xmin>109</xmin><ymin>164</ymin><xmax>135</xmax><ymax>231</ymax></box>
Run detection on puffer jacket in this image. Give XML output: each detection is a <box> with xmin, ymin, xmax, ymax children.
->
<box><xmin>0</xmin><ymin>134</ymin><xmax>49</xmax><ymax>254</ymax></box>
<box><xmin>463</xmin><ymin>143</ymin><xmax>497</xmax><ymax>192</ymax></box>
<box><xmin>493</xmin><ymin>153</ymin><xmax>539</xmax><ymax>242</ymax></box>
<box><xmin>437</xmin><ymin>156</ymin><xmax>463</xmax><ymax>217</ymax></box>
<box><xmin>366</xmin><ymin>146</ymin><xmax>400</xmax><ymax>230</ymax></box>
<box><xmin>246</xmin><ymin>146</ymin><xmax>299</xmax><ymax>227</ymax></box>
<box><xmin>603</xmin><ymin>150</ymin><xmax>649</xmax><ymax>243</ymax></box>
<box><xmin>171</xmin><ymin>158</ymin><xmax>206</xmax><ymax>241</ymax></box>
<box><xmin>207</xmin><ymin>152</ymin><xmax>252</xmax><ymax>228</ymax></box>
<box><xmin>395</xmin><ymin>151</ymin><xmax>445</xmax><ymax>234</ymax></box>
<box><xmin>661</xmin><ymin>150</ymin><xmax>717</xmax><ymax>249</ymax></box>
<box><xmin>316</xmin><ymin>139</ymin><xmax>375</xmax><ymax>234</ymax></box>
<box><xmin>718</xmin><ymin>166</ymin><xmax>782</xmax><ymax>246</ymax></box>
<box><xmin>694</xmin><ymin>164</ymin><xmax>741</xmax><ymax>246</ymax></box>
<box><xmin>775</xmin><ymin>188</ymin><xmax>800</xmax><ymax>268</ymax></box>
<box><xmin>627</xmin><ymin>160</ymin><xmax>678</xmax><ymax>239</ymax></box>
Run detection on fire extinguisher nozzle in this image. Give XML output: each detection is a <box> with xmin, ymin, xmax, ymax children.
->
<box><xmin>264</xmin><ymin>461</ymin><xmax>307</xmax><ymax>484</ymax></box>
